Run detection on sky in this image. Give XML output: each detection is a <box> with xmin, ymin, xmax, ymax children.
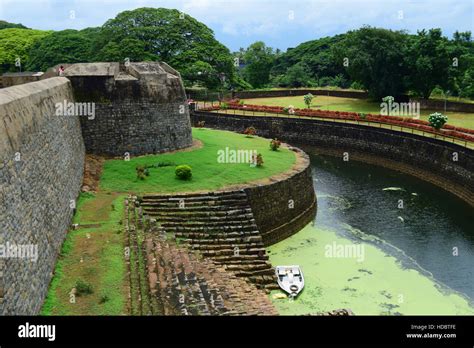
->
<box><xmin>0</xmin><ymin>0</ymin><xmax>472</xmax><ymax>51</ymax></box>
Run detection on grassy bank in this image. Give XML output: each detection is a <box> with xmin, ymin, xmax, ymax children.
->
<box><xmin>100</xmin><ymin>128</ymin><xmax>296</xmax><ymax>193</ymax></box>
<box><xmin>41</xmin><ymin>192</ymin><xmax>127</xmax><ymax>315</ymax></box>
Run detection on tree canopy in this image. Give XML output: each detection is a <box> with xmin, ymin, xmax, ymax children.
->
<box><xmin>27</xmin><ymin>29</ymin><xmax>100</xmax><ymax>71</ymax></box>
<box><xmin>0</xmin><ymin>8</ymin><xmax>472</xmax><ymax>99</ymax></box>
<box><xmin>95</xmin><ymin>7</ymin><xmax>235</xmax><ymax>89</ymax></box>
<box><xmin>0</xmin><ymin>28</ymin><xmax>51</xmax><ymax>73</ymax></box>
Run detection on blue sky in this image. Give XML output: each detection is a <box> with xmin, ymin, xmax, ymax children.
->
<box><xmin>0</xmin><ymin>0</ymin><xmax>472</xmax><ymax>51</ymax></box>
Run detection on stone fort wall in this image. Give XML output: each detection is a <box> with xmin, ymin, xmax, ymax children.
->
<box><xmin>0</xmin><ymin>77</ymin><xmax>85</xmax><ymax>314</ymax></box>
<box><xmin>65</xmin><ymin>62</ymin><xmax>193</xmax><ymax>156</ymax></box>
<box><xmin>0</xmin><ymin>62</ymin><xmax>194</xmax><ymax>314</ymax></box>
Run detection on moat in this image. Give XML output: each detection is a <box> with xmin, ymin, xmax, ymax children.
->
<box><xmin>269</xmin><ymin>153</ymin><xmax>474</xmax><ymax>315</ymax></box>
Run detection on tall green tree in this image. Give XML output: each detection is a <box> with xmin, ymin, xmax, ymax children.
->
<box><xmin>333</xmin><ymin>27</ymin><xmax>409</xmax><ymax>99</ymax></box>
<box><xmin>26</xmin><ymin>29</ymin><xmax>100</xmax><ymax>71</ymax></box>
<box><xmin>0</xmin><ymin>28</ymin><xmax>51</xmax><ymax>73</ymax></box>
<box><xmin>241</xmin><ymin>41</ymin><xmax>275</xmax><ymax>88</ymax></box>
<box><xmin>0</xmin><ymin>20</ymin><xmax>28</xmax><ymax>30</ymax></box>
<box><xmin>406</xmin><ymin>29</ymin><xmax>451</xmax><ymax>98</ymax></box>
<box><xmin>95</xmin><ymin>7</ymin><xmax>234</xmax><ymax>89</ymax></box>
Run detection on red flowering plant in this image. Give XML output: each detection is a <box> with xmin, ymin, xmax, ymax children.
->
<box><xmin>243</xmin><ymin>126</ymin><xmax>257</xmax><ymax>137</ymax></box>
<box><xmin>270</xmin><ymin>138</ymin><xmax>281</xmax><ymax>151</ymax></box>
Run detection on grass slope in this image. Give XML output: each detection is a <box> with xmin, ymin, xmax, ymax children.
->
<box><xmin>41</xmin><ymin>192</ymin><xmax>127</xmax><ymax>315</ymax></box>
<box><xmin>246</xmin><ymin>96</ymin><xmax>474</xmax><ymax>129</ymax></box>
<box><xmin>100</xmin><ymin>128</ymin><xmax>296</xmax><ymax>193</ymax></box>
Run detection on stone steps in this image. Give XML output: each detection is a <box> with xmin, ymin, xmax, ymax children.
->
<box><xmin>163</xmin><ymin>224</ymin><xmax>257</xmax><ymax>233</ymax></box>
<box><xmin>139</xmin><ymin>191</ymin><xmax>277</xmax><ymax>290</ymax></box>
<box><xmin>145</xmin><ymin>210</ymin><xmax>253</xmax><ymax>218</ymax></box>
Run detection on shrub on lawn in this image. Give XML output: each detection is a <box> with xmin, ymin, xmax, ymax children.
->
<box><xmin>270</xmin><ymin>138</ymin><xmax>281</xmax><ymax>151</ymax></box>
<box><xmin>304</xmin><ymin>93</ymin><xmax>314</xmax><ymax>108</ymax></box>
<box><xmin>359</xmin><ymin>112</ymin><xmax>367</xmax><ymax>119</ymax></box>
<box><xmin>136</xmin><ymin>165</ymin><xmax>148</xmax><ymax>180</ymax></box>
<box><xmin>251</xmin><ymin>153</ymin><xmax>264</xmax><ymax>167</ymax></box>
<box><xmin>244</xmin><ymin>126</ymin><xmax>257</xmax><ymax>137</ymax></box>
<box><xmin>175</xmin><ymin>165</ymin><xmax>192</xmax><ymax>180</ymax></box>
<box><xmin>220</xmin><ymin>102</ymin><xmax>229</xmax><ymax>110</ymax></box>
<box><xmin>428</xmin><ymin>112</ymin><xmax>448</xmax><ymax>130</ymax></box>
<box><xmin>75</xmin><ymin>279</ymin><xmax>93</xmax><ymax>296</ymax></box>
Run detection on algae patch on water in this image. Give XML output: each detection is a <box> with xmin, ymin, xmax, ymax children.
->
<box><xmin>267</xmin><ymin>224</ymin><xmax>474</xmax><ymax>315</ymax></box>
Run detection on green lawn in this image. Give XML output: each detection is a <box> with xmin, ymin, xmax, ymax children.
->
<box><xmin>245</xmin><ymin>96</ymin><xmax>474</xmax><ymax>129</ymax></box>
<box><xmin>41</xmin><ymin>192</ymin><xmax>127</xmax><ymax>315</ymax></box>
<box><xmin>100</xmin><ymin>128</ymin><xmax>297</xmax><ymax>193</ymax></box>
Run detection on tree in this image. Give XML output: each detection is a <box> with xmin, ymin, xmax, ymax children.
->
<box><xmin>0</xmin><ymin>20</ymin><xmax>28</xmax><ymax>30</ymax></box>
<box><xmin>406</xmin><ymin>29</ymin><xmax>451</xmax><ymax>98</ymax></box>
<box><xmin>0</xmin><ymin>28</ymin><xmax>51</xmax><ymax>73</ymax></box>
<box><xmin>242</xmin><ymin>41</ymin><xmax>275</xmax><ymax>88</ymax></box>
<box><xmin>275</xmin><ymin>62</ymin><xmax>315</xmax><ymax>88</ymax></box>
<box><xmin>333</xmin><ymin>27</ymin><xmax>409</xmax><ymax>99</ymax></box>
<box><xmin>94</xmin><ymin>38</ymin><xmax>155</xmax><ymax>62</ymax></box>
<box><xmin>304</xmin><ymin>93</ymin><xmax>314</xmax><ymax>108</ymax></box>
<box><xmin>95</xmin><ymin>7</ymin><xmax>234</xmax><ymax>89</ymax></box>
<box><xmin>27</xmin><ymin>29</ymin><xmax>100</xmax><ymax>71</ymax></box>
<box><xmin>271</xmin><ymin>35</ymin><xmax>348</xmax><ymax>87</ymax></box>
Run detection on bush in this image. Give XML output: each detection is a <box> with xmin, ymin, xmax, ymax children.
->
<box><xmin>175</xmin><ymin>165</ymin><xmax>192</xmax><ymax>180</ymax></box>
<box><xmin>270</xmin><ymin>138</ymin><xmax>281</xmax><ymax>151</ymax></box>
<box><xmin>136</xmin><ymin>165</ymin><xmax>147</xmax><ymax>180</ymax></box>
<box><xmin>304</xmin><ymin>93</ymin><xmax>314</xmax><ymax>109</ymax></box>
<box><xmin>196</xmin><ymin>120</ymin><xmax>206</xmax><ymax>128</ymax></box>
<box><xmin>428</xmin><ymin>112</ymin><xmax>448</xmax><ymax>130</ymax></box>
<box><xmin>244</xmin><ymin>126</ymin><xmax>257</xmax><ymax>137</ymax></box>
<box><xmin>256</xmin><ymin>154</ymin><xmax>264</xmax><ymax>167</ymax></box>
<box><xmin>75</xmin><ymin>279</ymin><xmax>93</xmax><ymax>296</ymax></box>
<box><xmin>359</xmin><ymin>112</ymin><xmax>367</xmax><ymax>119</ymax></box>
<box><xmin>219</xmin><ymin>102</ymin><xmax>229</xmax><ymax>110</ymax></box>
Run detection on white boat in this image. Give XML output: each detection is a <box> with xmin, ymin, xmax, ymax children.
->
<box><xmin>275</xmin><ymin>265</ymin><xmax>304</xmax><ymax>298</ymax></box>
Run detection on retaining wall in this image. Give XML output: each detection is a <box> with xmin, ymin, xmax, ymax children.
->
<box><xmin>191</xmin><ymin>111</ymin><xmax>474</xmax><ymax>207</ymax></box>
<box><xmin>243</xmin><ymin>150</ymin><xmax>316</xmax><ymax>245</ymax></box>
<box><xmin>0</xmin><ymin>77</ymin><xmax>85</xmax><ymax>314</ymax></box>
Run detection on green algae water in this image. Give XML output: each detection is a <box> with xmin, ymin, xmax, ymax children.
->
<box><xmin>268</xmin><ymin>154</ymin><xmax>474</xmax><ymax>315</ymax></box>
